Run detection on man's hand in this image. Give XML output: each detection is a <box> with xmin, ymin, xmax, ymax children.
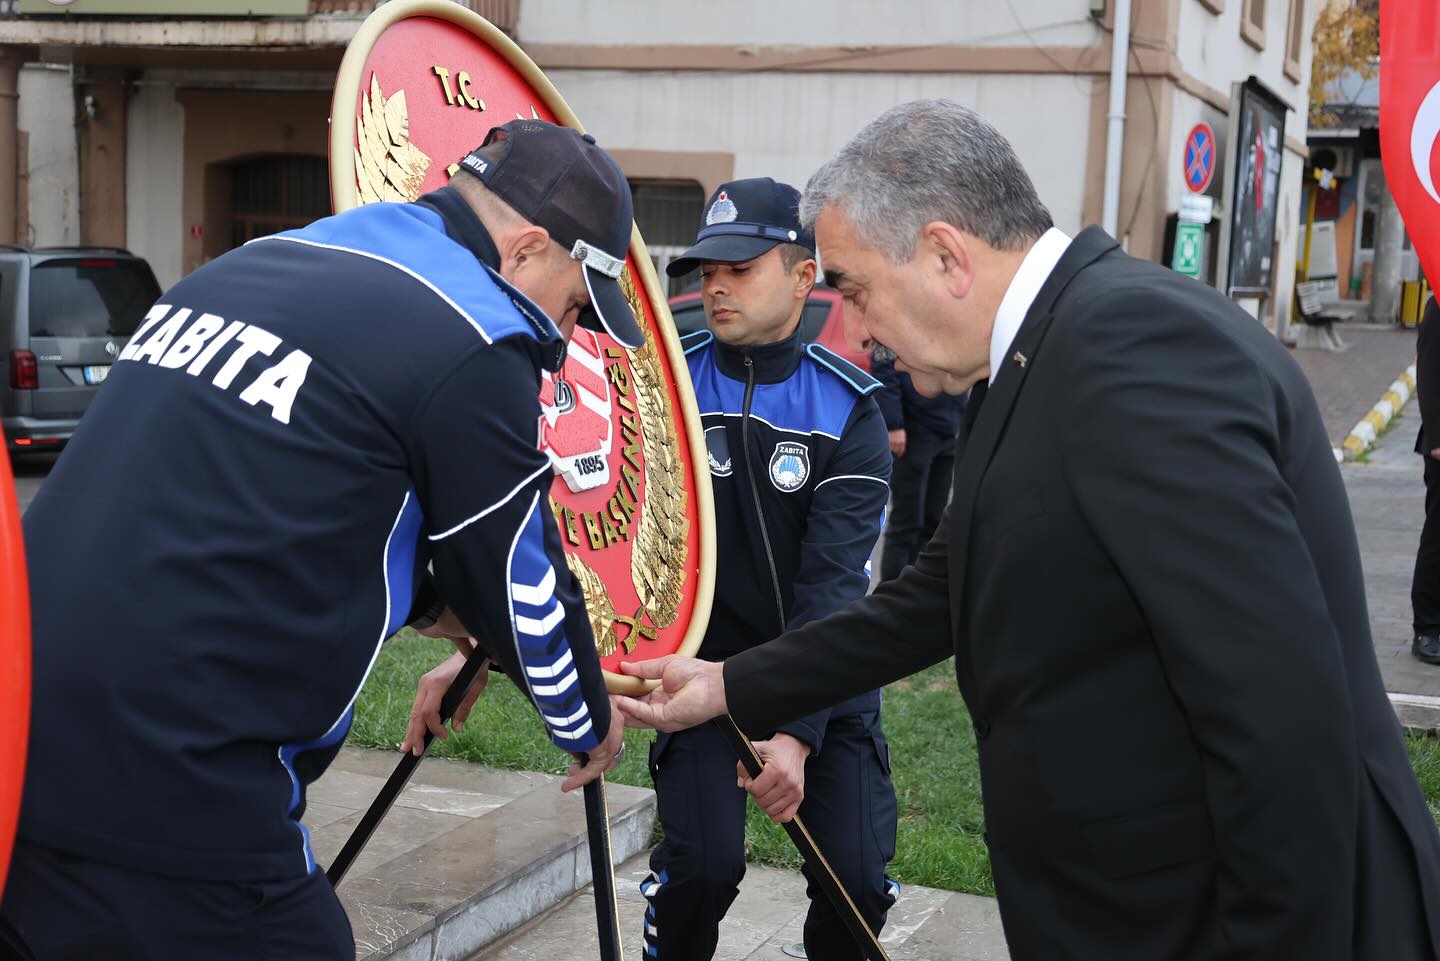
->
<box><xmin>738</xmin><ymin>733</ymin><xmax>810</xmax><ymax>824</ymax></box>
<box><xmin>400</xmin><ymin>649</ymin><xmax>490</xmax><ymax>756</ymax></box>
<box><xmin>561</xmin><ymin>695</ymin><xmax>627</xmax><ymax>792</ymax></box>
<box><xmin>1429</xmin><ymin>447</ymin><xmax>1440</xmax><ymax>461</ymax></box>
<box><xmin>888</xmin><ymin>428</ymin><xmax>907</xmax><ymax>458</ymax></box>
<box><xmin>615</xmin><ymin>656</ymin><xmax>727</xmax><ymax>731</ymax></box>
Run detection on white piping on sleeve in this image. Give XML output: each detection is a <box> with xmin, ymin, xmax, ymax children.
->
<box><xmin>429</xmin><ymin>462</ymin><xmax>551</xmax><ymax>541</ymax></box>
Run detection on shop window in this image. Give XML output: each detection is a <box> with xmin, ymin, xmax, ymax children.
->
<box><xmin>1358</xmin><ymin>164</ymin><xmax>1412</xmax><ymax>253</ymax></box>
<box><xmin>1353</xmin><ymin>159</ymin><xmax>1418</xmax><ymax>297</ymax></box>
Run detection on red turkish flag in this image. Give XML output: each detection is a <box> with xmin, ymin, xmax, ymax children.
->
<box><xmin>1380</xmin><ymin>0</ymin><xmax>1440</xmax><ymax>284</ymax></box>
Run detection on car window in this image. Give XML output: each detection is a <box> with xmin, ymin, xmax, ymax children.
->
<box><xmin>799</xmin><ymin>301</ymin><xmax>830</xmax><ymax>343</ymax></box>
<box><xmin>669</xmin><ymin>302</ymin><xmax>708</xmax><ymax>335</ymax></box>
<box><xmin>29</xmin><ymin>259</ymin><xmax>160</xmax><ymax>338</ymax></box>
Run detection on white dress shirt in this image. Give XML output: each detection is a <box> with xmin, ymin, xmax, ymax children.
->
<box><xmin>988</xmin><ymin>227</ymin><xmax>1072</xmax><ymax>384</ymax></box>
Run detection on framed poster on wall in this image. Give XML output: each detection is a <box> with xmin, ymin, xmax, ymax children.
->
<box><xmin>1219</xmin><ymin>78</ymin><xmax>1289</xmax><ymax>297</ymax></box>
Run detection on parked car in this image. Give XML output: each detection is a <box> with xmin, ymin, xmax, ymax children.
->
<box><xmin>666</xmin><ymin>284</ymin><xmax>872</xmax><ymax>371</ymax></box>
<box><xmin>0</xmin><ymin>245</ymin><xmax>162</xmax><ymax>452</ymax></box>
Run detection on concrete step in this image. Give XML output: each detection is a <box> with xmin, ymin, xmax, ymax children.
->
<box><xmin>303</xmin><ymin>746</ymin><xmax>656</xmax><ymax>961</ymax></box>
<box><xmin>471</xmin><ymin>851</ymin><xmax>1010</xmax><ymax>961</ymax></box>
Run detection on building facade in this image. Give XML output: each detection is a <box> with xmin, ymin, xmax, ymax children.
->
<box><xmin>0</xmin><ymin>0</ymin><xmax>1315</xmax><ymax>330</ymax></box>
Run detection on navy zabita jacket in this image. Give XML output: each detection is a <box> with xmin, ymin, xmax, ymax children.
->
<box><xmin>681</xmin><ymin>327</ymin><xmax>890</xmax><ymax>752</ymax></box>
<box><xmin>20</xmin><ymin>188</ymin><xmax>610</xmax><ymax>881</ymax></box>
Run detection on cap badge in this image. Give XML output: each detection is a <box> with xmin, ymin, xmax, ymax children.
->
<box><xmin>706</xmin><ymin>191</ymin><xmax>738</xmax><ymax>225</ymax></box>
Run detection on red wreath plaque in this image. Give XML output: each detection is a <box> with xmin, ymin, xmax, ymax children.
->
<box><xmin>329</xmin><ymin>0</ymin><xmax>714</xmax><ymax>693</ymax></box>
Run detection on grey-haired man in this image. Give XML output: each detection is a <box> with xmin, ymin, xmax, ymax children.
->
<box><xmin>617</xmin><ymin>99</ymin><xmax>1440</xmax><ymax>961</ymax></box>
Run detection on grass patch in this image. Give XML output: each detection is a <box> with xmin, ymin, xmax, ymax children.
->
<box><xmin>1407</xmin><ymin>734</ymin><xmax>1440</xmax><ymax>823</ymax></box>
<box><xmin>349</xmin><ymin>630</ymin><xmax>655</xmax><ymax>785</ymax></box>
<box><xmin>352</xmin><ymin>633</ymin><xmax>1440</xmax><ymax>898</ymax></box>
<box><xmin>737</xmin><ymin>660</ymin><xmax>990</xmax><ymax>895</ymax></box>
<box><xmin>352</xmin><ymin>634</ymin><xmax>989</xmax><ymax>893</ymax></box>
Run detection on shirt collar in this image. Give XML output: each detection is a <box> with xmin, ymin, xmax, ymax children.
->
<box><xmin>711</xmin><ymin>325</ymin><xmax>804</xmax><ymax>384</ymax></box>
<box><xmin>989</xmin><ymin>227</ymin><xmax>1071</xmax><ymax>384</ymax></box>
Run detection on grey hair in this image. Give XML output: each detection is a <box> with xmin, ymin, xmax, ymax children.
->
<box><xmin>800</xmin><ymin>99</ymin><xmax>1053</xmax><ymax>262</ymax></box>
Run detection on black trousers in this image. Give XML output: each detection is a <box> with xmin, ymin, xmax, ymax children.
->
<box><xmin>880</xmin><ymin>423</ymin><xmax>956</xmax><ymax>581</ymax></box>
<box><xmin>640</xmin><ymin>713</ymin><xmax>898</xmax><ymax>961</ymax></box>
<box><xmin>1415</xmin><ymin>453</ymin><xmax>1440</xmax><ymax>635</ymax></box>
<box><xmin>0</xmin><ymin>837</ymin><xmax>353</xmax><ymax>961</ymax></box>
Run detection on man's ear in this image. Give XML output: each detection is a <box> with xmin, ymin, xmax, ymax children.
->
<box><xmin>793</xmin><ymin>258</ymin><xmax>818</xmax><ymax>297</ymax></box>
<box><xmin>921</xmin><ymin>221</ymin><xmax>975</xmax><ymax>300</ymax></box>
<box><xmin>498</xmin><ymin>224</ymin><xmax>553</xmax><ymax>274</ymax></box>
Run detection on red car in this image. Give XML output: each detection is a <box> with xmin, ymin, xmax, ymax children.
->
<box><xmin>666</xmin><ymin>285</ymin><xmax>872</xmax><ymax>372</ymax></box>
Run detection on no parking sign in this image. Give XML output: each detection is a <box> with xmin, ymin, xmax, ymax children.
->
<box><xmin>1184</xmin><ymin>122</ymin><xmax>1217</xmax><ymax>194</ymax></box>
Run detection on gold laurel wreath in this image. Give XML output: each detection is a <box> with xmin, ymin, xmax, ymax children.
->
<box><xmin>355</xmin><ymin>73</ymin><xmax>432</xmax><ymax>204</ymax></box>
<box><xmin>562</xmin><ymin>548</ymin><xmax>618</xmax><ymax>656</ymax></box>
<box><xmin>562</xmin><ymin>270</ymin><xmax>689</xmax><ymax>659</ymax></box>
<box><xmin>622</xmin><ymin>270</ymin><xmax>689</xmax><ymax>630</ymax></box>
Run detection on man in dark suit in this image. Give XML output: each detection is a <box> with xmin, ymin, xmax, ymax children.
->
<box><xmin>1413</xmin><ymin>296</ymin><xmax>1440</xmax><ymax>664</ymax></box>
<box><xmin>616</xmin><ymin>99</ymin><xmax>1440</xmax><ymax>960</ymax></box>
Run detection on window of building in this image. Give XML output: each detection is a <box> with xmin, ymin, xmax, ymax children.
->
<box><xmin>1241</xmin><ymin>0</ymin><xmax>1267</xmax><ymax>50</ymax></box>
<box><xmin>229</xmin><ymin>155</ymin><xmax>330</xmax><ymax>249</ymax></box>
<box><xmin>628</xmin><ymin>180</ymin><xmax>706</xmax><ymax>298</ymax></box>
<box><xmin>1283</xmin><ymin>0</ymin><xmax>1304</xmax><ymax>81</ymax></box>
<box><xmin>1357</xmin><ymin>162</ymin><xmax>1411</xmax><ymax>252</ymax></box>
<box><xmin>1353</xmin><ymin>159</ymin><xmax>1418</xmax><ymax>297</ymax></box>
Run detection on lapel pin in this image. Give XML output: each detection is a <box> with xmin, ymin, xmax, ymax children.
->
<box><xmin>1012</xmin><ymin>350</ymin><xmax>1028</xmax><ymax>368</ymax></box>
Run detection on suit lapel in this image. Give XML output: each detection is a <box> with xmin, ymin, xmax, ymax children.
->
<box><xmin>947</xmin><ymin>227</ymin><xmax>1119</xmax><ymax>649</ymax></box>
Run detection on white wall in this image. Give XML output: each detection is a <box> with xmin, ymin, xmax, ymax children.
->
<box><xmin>1176</xmin><ymin>0</ymin><xmax>1311</xmax><ymax>116</ymax></box>
<box><xmin>1272</xmin><ymin>151</ymin><xmax>1302</xmax><ymax>332</ymax></box>
<box><xmin>551</xmin><ymin>69</ymin><xmax>1095</xmax><ymax>235</ymax></box>
<box><xmin>126</xmin><ymin>81</ymin><xmax>186</xmax><ymax>291</ymax></box>
<box><xmin>17</xmin><ymin>63</ymin><xmax>79</xmax><ymax>247</ymax></box>
<box><xmin>520</xmin><ymin>0</ymin><xmax>1102</xmax><ymax>48</ymax></box>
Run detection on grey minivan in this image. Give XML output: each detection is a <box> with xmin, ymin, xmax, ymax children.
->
<box><xmin>0</xmin><ymin>245</ymin><xmax>161</xmax><ymax>452</ymax></box>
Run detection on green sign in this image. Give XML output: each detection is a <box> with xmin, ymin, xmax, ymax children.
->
<box><xmin>19</xmin><ymin>0</ymin><xmax>309</xmax><ymax>15</ymax></box>
<box><xmin>1172</xmin><ymin>221</ymin><xmax>1205</xmax><ymax>278</ymax></box>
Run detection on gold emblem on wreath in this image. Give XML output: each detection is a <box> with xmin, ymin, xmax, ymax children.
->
<box><xmin>564</xmin><ymin>268</ymin><xmax>689</xmax><ymax>658</ymax></box>
<box><xmin>562</xmin><ymin>549</ymin><xmax>618</xmax><ymax>656</ymax></box>
<box><xmin>622</xmin><ymin>269</ymin><xmax>688</xmax><ymax>630</ymax></box>
<box><xmin>355</xmin><ymin>73</ymin><xmax>432</xmax><ymax>204</ymax></box>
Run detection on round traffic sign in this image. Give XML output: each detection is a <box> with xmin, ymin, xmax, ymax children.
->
<box><xmin>1184</xmin><ymin>122</ymin><xmax>1217</xmax><ymax>194</ymax></box>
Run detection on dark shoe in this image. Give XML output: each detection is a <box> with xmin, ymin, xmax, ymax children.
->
<box><xmin>1414</xmin><ymin>633</ymin><xmax>1440</xmax><ymax>665</ymax></box>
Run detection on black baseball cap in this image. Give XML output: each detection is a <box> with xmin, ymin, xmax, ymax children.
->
<box><xmin>666</xmin><ymin>177</ymin><xmax>815</xmax><ymax>277</ymax></box>
<box><xmin>456</xmin><ymin>120</ymin><xmax>643</xmax><ymax>349</ymax></box>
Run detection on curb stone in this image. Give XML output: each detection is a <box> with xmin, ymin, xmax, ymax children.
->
<box><xmin>1341</xmin><ymin>364</ymin><xmax>1417</xmax><ymax>461</ymax></box>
